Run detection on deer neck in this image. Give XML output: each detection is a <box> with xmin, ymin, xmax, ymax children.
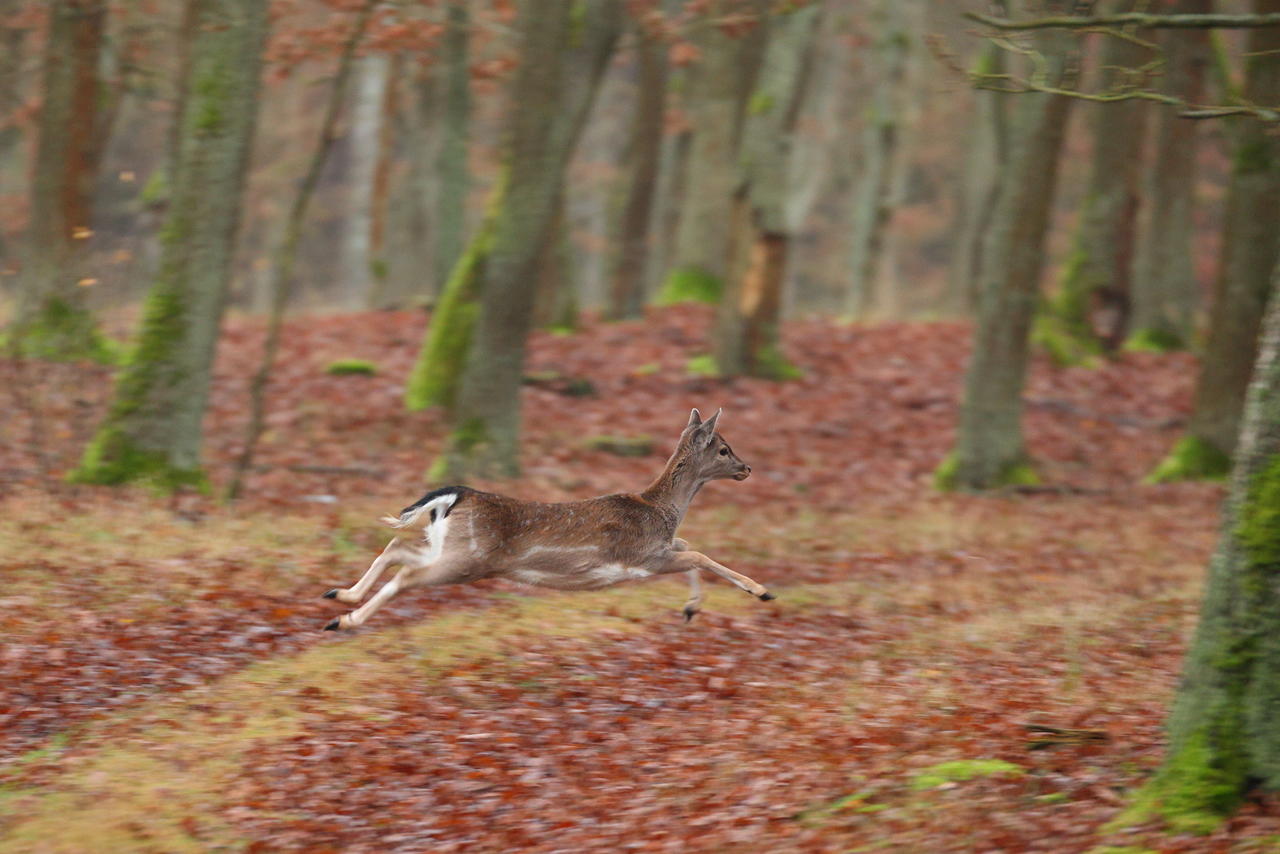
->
<box><xmin>641</xmin><ymin>450</ymin><xmax>705</xmax><ymax>523</ymax></box>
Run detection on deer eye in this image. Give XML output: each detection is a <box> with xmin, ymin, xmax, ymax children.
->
<box><xmin>718</xmin><ymin>447</ymin><xmax>729</xmax><ymax>456</ymax></box>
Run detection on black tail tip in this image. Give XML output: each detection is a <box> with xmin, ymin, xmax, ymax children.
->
<box><xmin>758</xmin><ymin>592</ymin><xmax>776</xmax><ymax>601</ymax></box>
<box><xmin>323</xmin><ymin>619</ymin><xmax>341</xmax><ymax>631</ymax></box>
<box><xmin>322</xmin><ymin>589</ymin><xmax>339</xmax><ymax>600</ymax></box>
<box><xmin>683</xmin><ymin>606</ymin><xmax>699</xmax><ymax>623</ymax></box>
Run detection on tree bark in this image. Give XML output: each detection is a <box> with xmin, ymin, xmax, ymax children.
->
<box><xmin>713</xmin><ymin>4</ymin><xmax>820</xmax><ymax>379</ymax></box>
<box><xmin>1035</xmin><ymin>0</ymin><xmax>1149</xmax><ymax>362</ymax></box>
<box><xmin>339</xmin><ymin>53</ymin><xmax>389</xmax><ymax>307</ymax></box>
<box><xmin>72</xmin><ymin>0</ymin><xmax>268</xmax><ymax>490</ymax></box>
<box><xmin>660</xmin><ymin>1</ymin><xmax>763</xmax><ymax>305</ymax></box>
<box><xmin>937</xmin><ymin>4</ymin><xmax>1078</xmax><ymax>492</ymax></box>
<box><xmin>1148</xmin><ymin>5</ymin><xmax>1280</xmax><ymax>482</ymax></box>
<box><xmin>844</xmin><ymin>0</ymin><xmax>911</xmax><ymax>318</ymax></box>
<box><xmin>226</xmin><ymin>0</ymin><xmax>375</xmax><ymax>501</ymax></box>
<box><xmin>1130</xmin><ymin>260</ymin><xmax>1280</xmax><ymax>833</ymax></box>
<box><xmin>11</xmin><ymin>0</ymin><xmax>110</xmax><ymax>361</ymax></box>
<box><xmin>948</xmin><ymin>41</ymin><xmax>1010</xmax><ymax>315</ymax></box>
<box><xmin>434</xmin><ymin>0</ymin><xmax>471</xmax><ymax>294</ymax></box>
<box><xmin>1128</xmin><ymin>0</ymin><xmax>1211</xmax><ymax>351</ymax></box>
<box><xmin>606</xmin><ymin>12</ymin><xmax>669</xmax><ymax>321</ymax></box>
<box><xmin>410</xmin><ymin>0</ymin><xmax>622</xmax><ymax>479</ymax></box>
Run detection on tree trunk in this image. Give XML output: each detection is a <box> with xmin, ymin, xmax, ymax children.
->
<box><xmin>365</xmin><ymin>53</ymin><xmax>401</xmax><ymax>309</ymax></box>
<box><xmin>937</xmin><ymin>9</ymin><xmax>1077</xmax><ymax>492</ymax></box>
<box><xmin>72</xmin><ymin>0</ymin><xmax>267</xmax><ymax>490</ymax></box>
<box><xmin>844</xmin><ymin>0</ymin><xmax>911</xmax><ymax>318</ymax></box>
<box><xmin>1127</xmin><ymin>0</ymin><xmax>1211</xmax><ymax>352</ymax></box>
<box><xmin>606</xmin><ymin>13</ymin><xmax>669</xmax><ymax>321</ymax></box>
<box><xmin>226</xmin><ymin>0</ymin><xmax>374</xmax><ymax>501</ymax></box>
<box><xmin>532</xmin><ymin>202</ymin><xmax>577</xmax><ymax>331</ymax></box>
<box><xmin>0</xmin><ymin>0</ymin><xmax>31</xmax><ymax>261</ymax></box>
<box><xmin>1035</xmin><ymin>1</ymin><xmax>1148</xmax><ymax>362</ymax></box>
<box><xmin>11</xmin><ymin>0</ymin><xmax>110</xmax><ymax>361</ymax></box>
<box><xmin>1148</xmin><ymin>8</ymin><xmax>1280</xmax><ymax>483</ymax></box>
<box><xmin>409</xmin><ymin>0</ymin><xmax>622</xmax><ymax>479</ymax></box>
<box><xmin>713</xmin><ymin>4</ymin><xmax>820</xmax><ymax>379</ymax></box>
<box><xmin>339</xmin><ymin>53</ymin><xmax>389</xmax><ymax>307</ymax></box>
<box><xmin>1128</xmin><ymin>261</ymin><xmax>1280</xmax><ymax>833</ymax></box>
<box><xmin>434</xmin><ymin>0</ymin><xmax>471</xmax><ymax>294</ymax></box>
<box><xmin>659</xmin><ymin>1</ymin><xmax>763</xmax><ymax>305</ymax></box>
<box><xmin>947</xmin><ymin>41</ymin><xmax>1009</xmax><ymax>315</ymax></box>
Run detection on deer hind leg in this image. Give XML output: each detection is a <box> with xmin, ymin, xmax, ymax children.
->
<box><xmin>323</xmin><ymin>537</ymin><xmax>409</xmax><ymax>604</ymax></box>
<box><xmin>683</xmin><ymin>569</ymin><xmax>704</xmax><ymax>622</ymax></box>
<box><xmin>324</xmin><ymin>554</ymin><xmax>473</xmax><ymax>631</ymax></box>
<box><xmin>665</xmin><ymin>550</ymin><xmax>774</xmax><ymax>602</ymax></box>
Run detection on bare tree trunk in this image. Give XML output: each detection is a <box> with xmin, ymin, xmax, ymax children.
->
<box><xmin>435</xmin><ymin>0</ymin><xmax>471</xmax><ymax>293</ymax></box>
<box><xmin>1128</xmin><ymin>0</ymin><xmax>1211</xmax><ymax>351</ymax></box>
<box><xmin>844</xmin><ymin>0</ymin><xmax>911</xmax><ymax>318</ymax></box>
<box><xmin>713</xmin><ymin>4</ymin><xmax>821</xmax><ymax>379</ymax></box>
<box><xmin>72</xmin><ymin>0</ymin><xmax>268</xmax><ymax>490</ymax></box>
<box><xmin>11</xmin><ymin>0</ymin><xmax>110</xmax><ymax>361</ymax></box>
<box><xmin>1035</xmin><ymin>1</ymin><xmax>1149</xmax><ymax>362</ymax></box>
<box><xmin>1148</xmin><ymin>5</ymin><xmax>1280</xmax><ymax>482</ymax></box>
<box><xmin>948</xmin><ymin>42</ymin><xmax>1009</xmax><ymax>315</ymax></box>
<box><xmin>226</xmin><ymin>0</ymin><xmax>374</xmax><ymax>501</ymax></box>
<box><xmin>937</xmin><ymin>8</ymin><xmax>1078</xmax><ymax>492</ymax></box>
<box><xmin>0</xmin><ymin>0</ymin><xmax>31</xmax><ymax>264</ymax></box>
<box><xmin>365</xmin><ymin>53</ymin><xmax>401</xmax><ymax>309</ymax></box>
<box><xmin>606</xmin><ymin>13</ymin><xmax>669</xmax><ymax>321</ymax></box>
<box><xmin>660</xmin><ymin>1</ymin><xmax>763</xmax><ymax>305</ymax></box>
<box><xmin>339</xmin><ymin>53</ymin><xmax>389</xmax><ymax>307</ymax></box>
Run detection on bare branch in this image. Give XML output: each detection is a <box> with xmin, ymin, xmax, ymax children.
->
<box><xmin>965</xmin><ymin>11</ymin><xmax>1280</xmax><ymax>31</ymax></box>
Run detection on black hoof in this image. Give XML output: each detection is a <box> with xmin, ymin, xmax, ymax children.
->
<box><xmin>322</xmin><ymin>589</ymin><xmax>339</xmax><ymax>599</ymax></box>
<box><xmin>683</xmin><ymin>607</ymin><xmax>699</xmax><ymax>623</ymax></box>
<box><xmin>758</xmin><ymin>592</ymin><xmax>776</xmax><ymax>601</ymax></box>
<box><xmin>323</xmin><ymin>619</ymin><xmax>341</xmax><ymax>631</ymax></box>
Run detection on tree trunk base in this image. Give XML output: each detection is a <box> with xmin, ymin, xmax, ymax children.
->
<box><xmin>1145</xmin><ymin>435</ymin><xmax>1232</xmax><ymax>483</ymax></box>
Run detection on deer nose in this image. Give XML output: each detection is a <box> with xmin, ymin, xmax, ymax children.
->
<box><xmin>735</xmin><ymin>465</ymin><xmax>751</xmax><ymax>481</ymax></box>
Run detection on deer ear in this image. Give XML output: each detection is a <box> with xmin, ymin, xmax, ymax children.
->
<box><xmin>687</xmin><ymin>408</ymin><xmax>702</xmax><ymax>428</ymax></box>
<box><xmin>702</xmin><ymin>408</ymin><xmax>721</xmax><ymax>434</ymax></box>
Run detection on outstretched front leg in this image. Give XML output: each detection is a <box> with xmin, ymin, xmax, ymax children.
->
<box><xmin>663</xmin><ymin>549</ymin><xmax>775</xmax><ymax>603</ymax></box>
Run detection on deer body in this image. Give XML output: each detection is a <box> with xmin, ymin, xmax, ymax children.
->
<box><xmin>323</xmin><ymin>409</ymin><xmax>773</xmax><ymax>630</ymax></box>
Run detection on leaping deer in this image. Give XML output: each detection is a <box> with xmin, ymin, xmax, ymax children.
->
<box><xmin>322</xmin><ymin>408</ymin><xmax>774</xmax><ymax>630</ymax></box>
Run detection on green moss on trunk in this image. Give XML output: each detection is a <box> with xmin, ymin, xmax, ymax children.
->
<box><xmin>659</xmin><ymin>267</ymin><xmax>722</xmax><ymax>305</ymax></box>
<box><xmin>8</xmin><ymin>296</ymin><xmax>117</xmax><ymax>364</ymax></box>
<box><xmin>934</xmin><ymin>452</ymin><xmax>1040</xmax><ymax>492</ymax></box>
<box><xmin>405</xmin><ymin>217</ymin><xmax>493</xmax><ymax>411</ymax></box>
<box><xmin>1124</xmin><ymin>326</ymin><xmax>1188</xmax><ymax>354</ymax></box>
<box><xmin>70</xmin><ymin>426</ymin><xmax>207</xmax><ymax>492</ymax></box>
<box><xmin>1146</xmin><ymin>435</ymin><xmax>1232</xmax><ymax>484</ymax></box>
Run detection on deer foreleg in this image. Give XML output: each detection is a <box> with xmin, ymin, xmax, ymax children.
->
<box><xmin>323</xmin><ymin>538</ymin><xmax>406</xmax><ymax>604</ymax></box>
<box><xmin>683</xmin><ymin>569</ymin><xmax>704</xmax><ymax>622</ymax></box>
<box><xmin>664</xmin><ymin>551</ymin><xmax>775</xmax><ymax>602</ymax></box>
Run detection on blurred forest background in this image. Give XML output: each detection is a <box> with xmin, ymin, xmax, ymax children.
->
<box><xmin>6</xmin><ymin>0</ymin><xmax>1280</xmax><ymax>851</ymax></box>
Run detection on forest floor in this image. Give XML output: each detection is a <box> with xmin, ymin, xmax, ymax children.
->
<box><xmin>0</xmin><ymin>305</ymin><xmax>1274</xmax><ymax>852</ymax></box>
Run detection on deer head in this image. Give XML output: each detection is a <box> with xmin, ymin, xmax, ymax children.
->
<box><xmin>680</xmin><ymin>408</ymin><xmax>751</xmax><ymax>483</ymax></box>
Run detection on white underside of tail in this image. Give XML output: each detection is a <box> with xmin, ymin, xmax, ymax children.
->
<box><xmin>380</xmin><ymin>492</ymin><xmax>458</xmax><ymax>562</ymax></box>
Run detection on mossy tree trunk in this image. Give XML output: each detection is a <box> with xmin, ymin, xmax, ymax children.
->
<box><xmin>948</xmin><ymin>41</ymin><xmax>1009</xmax><ymax>315</ymax></box>
<box><xmin>844</xmin><ymin>0</ymin><xmax>911</xmax><ymax>318</ymax></box>
<box><xmin>606</xmin><ymin>11</ymin><xmax>669</xmax><ymax>321</ymax></box>
<box><xmin>937</xmin><ymin>6</ymin><xmax>1077</xmax><ymax>492</ymax></box>
<box><xmin>713</xmin><ymin>4</ymin><xmax>820</xmax><ymax>379</ymax></box>
<box><xmin>71</xmin><ymin>0</ymin><xmax>267</xmax><ymax>490</ymax></box>
<box><xmin>532</xmin><ymin>202</ymin><xmax>577</xmax><ymax>332</ymax></box>
<box><xmin>421</xmin><ymin>0</ymin><xmax>622</xmax><ymax>479</ymax></box>
<box><xmin>1035</xmin><ymin>1</ymin><xmax>1148</xmax><ymax>363</ymax></box>
<box><xmin>1127</xmin><ymin>0</ymin><xmax>1210</xmax><ymax>352</ymax></box>
<box><xmin>660</xmin><ymin>0</ymin><xmax>763</xmax><ymax>306</ymax></box>
<box><xmin>0</xmin><ymin>0</ymin><xmax>31</xmax><ymax>258</ymax></box>
<box><xmin>1149</xmin><ymin>9</ymin><xmax>1280</xmax><ymax>483</ymax></box>
<box><xmin>1128</xmin><ymin>264</ymin><xmax>1280</xmax><ymax>834</ymax></box>
<box><xmin>11</xmin><ymin>0</ymin><xmax>110</xmax><ymax>361</ymax></box>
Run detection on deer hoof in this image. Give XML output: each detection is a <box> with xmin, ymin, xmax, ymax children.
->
<box><xmin>758</xmin><ymin>592</ymin><xmax>776</xmax><ymax>601</ymax></box>
<box><xmin>323</xmin><ymin>619</ymin><xmax>342</xmax><ymax>631</ymax></box>
<box><xmin>322</xmin><ymin>589</ymin><xmax>339</xmax><ymax>599</ymax></box>
<box><xmin>683</xmin><ymin>606</ymin><xmax>699</xmax><ymax>623</ymax></box>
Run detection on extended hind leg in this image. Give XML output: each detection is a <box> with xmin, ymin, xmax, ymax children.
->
<box><xmin>325</xmin><ymin>556</ymin><xmax>469</xmax><ymax>631</ymax></box>
<box><xmin>324</xmin><ymin>538</ymin><xmax>413</xmax><ymax>604</ymax></box>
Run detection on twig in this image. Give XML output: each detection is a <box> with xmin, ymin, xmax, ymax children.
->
<box><xmin>966</xmin><ymin>11</ymin><xmax>1280</xmax><ymax>31</ymax></box>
